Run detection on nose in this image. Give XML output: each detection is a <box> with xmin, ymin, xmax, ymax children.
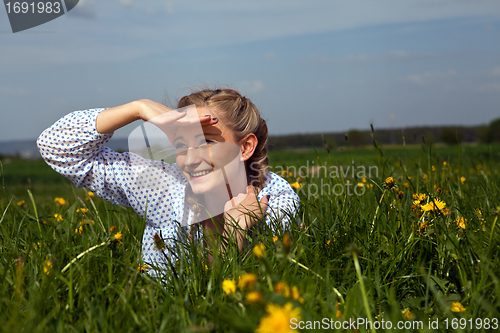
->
<box><xmin>185</xmin><ymin>146</ymin><xmax>202</xmax><ymax>166</ymax></box>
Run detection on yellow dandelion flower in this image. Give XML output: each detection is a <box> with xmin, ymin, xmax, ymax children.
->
<box><xmin>256</xmin><ymin>302</ymin><xmax>302</xmax><ymax>333</ymax></box>
<box><xmin>43</xmin><ymin>260</ymin><xmax>54</xmax><ymax>276</ymax></box>
<box><xmin>476</xmin><ymin>208</ymin><xmax>483</xmax><ymax>218</ymax></box>
<box><xmin>460</xmin><ymin>176</ymin><xmax>466</xmax><ymax>184</ymax></box>
<box><xmin>419</xmin><ymin>221</ymin><xmax>428</xmax><ymax>233</ymax></box>
<box><xmin>404</xmin><ymin>182</ymin><xmax>409</xmax><ymax>188</ymax></box>
<box><xmin>291</xmin><ymin>286</ymin><xmax>305</xmax><ymax>303</ymax></box>
<box><xmin>421</xmin><ymin>199</ymin><xmax>446</xmax><ymax>212</ymax></box>
<box><xmin>281</xmin><ymin>170</ymin><xmax>287</xmax><ymax>177</ymax></box>
<box><xmin>384</xmin><ymin>176</ymin><xmax>395</xmax><ymax>188</ymax></box>
<box><xmin>222</xmin><ymin>279</ymin><xmax>236</xmax><ymax>295</ymax></box>
<box><xmin>290</xmin><ymin>182</ymin><xmax>302</xmax><ymax>189</ymax></box>
<box><xmin>357</xmin><ymin>182</ymin><xmax>364</xmax><ymax>187</ymax></box>
<box><xmin>432</xmin><ymin>165</ymin><xmax>436</xmax><ymax>172</ymax></box>
<box><xmin>403</xmin><ymin>308</ymin><xmax>413</xmax><ymax>320</ymax></box>
<box><xmin>326</xmin><ymin>240</ymin><xmax>331</xmax><ymax>245</ymax></box>
<box><xmin>288</xmin><ymin>171</ymin><xmax>293</xmax><ymax>177</ymax></box>
<box><xmin>450</xmin><ymin>301</ymin><xmax>466</xmax><ymax>312</ymax></box>
<box><xmin>54</xmin><ymin>197</ymin><xmax>66</xmax><ymax>206</ymax></box>
<box><xmin>238</xmin><ymin>273</ymin><xmax>258</xmax><ymax>289</ymax></box>
<box><xmin>245</xmin><ymin>291</ymin><xmax>263</xmax><ymax>304</ymax></box>
<box><xmin>75</xmin><ymin>226</ymin><xmax>83</xmax><ymax>234</ymax></box>
<box><xmin>274</xmin><ymin>281</ymin><xmax>290</xmax><ymax>297</ymax></box>
<box><xmin>362</xmin><ymin>177</ymin><xmax>367</xmax><ymax>183</ymax></box>
<box><xmin>456</xmin><ymin>217</ymin><xmax>466</xmax><ymax>229</ymax></box>
<box><xmin>253</xmin><ymin>244</ymin><xmax>266</xmax><ymax>258</ymax></box>
<box><xmin>76</xmin><ymin>208</ymin><xmax>89</xmax><ymax>213</ymax></box>
<box><xmin>114</xmin><ymin>231</ymin><xmax>123</xmax><ymax>245</ymax></box>
<box><xmin>17</xmin><ymin>200</ymin><xmax>25</xmax><ymax>206</ymax></box>
<box><xmin>443</xmin><ymin>161</ymin><xmax>447</xmax><ymax>167</ymax></box>
<box><xmin>273</xmin><ymin>236</ymin><xmax>278</xmax><ymax>242</ymax></box>
<box><xmin>283</xmin><ymin>233</ymin><xmax>291</xmax><ymax>248</ymax></box>
<box><xmin>138</xmin><ymin>264</ymin><xmax>149</xmax><ymax>273</ymax></box>
<box><xmin>54</xmin><ymin>213</ymin><xmax>63</xmax><ymax>222</ymax></box>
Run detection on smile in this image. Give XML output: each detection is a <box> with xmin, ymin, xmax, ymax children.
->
<box><xmin>189</xmin><ymin>170</ymin><xmax>212</xmax><ymax>178</ymax></box>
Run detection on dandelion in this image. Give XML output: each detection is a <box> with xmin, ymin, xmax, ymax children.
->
<box><xmin>476</xmin><ymin>208</ymin><xmax>483</xmax><ymax>218</ymax></box>
<box><xmin>54</xmin><ymin>197</ymin><xmax>66</xmax><ymax>206</ymax></box>
<box><xmin>450</xmin><ymin>301</ymin><xmax>466</xmax><ymax>312</ymax></box>
<box><xmin>17</xmin><ymin>200</ymin><xmax>25</xmax><ymax>206</ymax></box>
<box><xmin>75</xmin><ymin>226</ymin><xmax>83</xmax><ymax>234</ymax></box>
<box><xmin>288</xmin><ymin>171</ymin><xmax>293</xmax><ymax>177</ymax></box>
<box><xmin>110</xmin><ymin>226</ymin><xmax>116</xmax><ymax>233</ymax></box>
<box><xmin>290</xmin><ymin>182</ymin><xmax>302</xmax><ymax>189</ymax></box>
<box><xmin>138</xmin><ymin>263</ymin><xmax>149</xmax><ymax>273</ymax></box>
<box><xmin>238</xmin><ymin>273</ymin><xmax>258</xmax><ymax>289</ymax></box>
<box><xmin>412</xmin><ymin>193</ymin><xmax>427</xmax><ymax>207</ymax></box>
<box><xmin>274</xmin><ymin>282</ymin><xmax>290</xmax><ymax>297</ymax></box>
<box><xmin>432</xmin><ymin>165</ymin><xmax>436</xmax><ymax>172</ymax></box>
<box><xmin>281</xmin><ymin>170</ymin><xmax>287</xmax><ymax>177</ymax></box>
<box><xmin>443</xmin><ymin>161</ymin><xmax>447</xmax><ymax>167</ymax></box>
<box><xmin>404</xmin><ymin>182</ymin><xmax>409</xmax><ymax>188</ymax></box>
<box><xmin>85</xmin><ymin>191</ymin><xmax>95</xmax><ymax>201</ymax></box>
<box><xmin>384</xmin><ymin>176</ymin><xmax>395</xmax><ymax>189</ymax></box>
<box><xmin>357</xmin><ymin>183</ymin><xmax>364</xmax><ymax>187</ymax></box>
<box><xmin>43</xmin><ymin>260</ymin><xmax>54</xmax><ymax>276</ymax></box>
<box><xmin>272</xmin><ymin>236</ymin><xmax>278</xmax><ymax>242</ymax></box>
<box><xmin>460</xmin><ymin>176</ymin><xmax>466</xmax><ymax>184</ymax></box>
<box><xmin>153</xmin><ymin>233</ymin><xmax>166</xmax><ymax>250</ymax></box>
<box><xmin>53</xmin><ymin>213</ymin><xmax>63</xmax><ymax>222</ymax></box>
<box><xmin>418</xmin><ymin>221</ymin><xmax>428</xmax><ymax>233</ymax></box>
<box><xmin>114</xmin><ymin>231</ymin><xmax>123</xmax><ymax>245</ymax></box>
<box><xmin>362</xmin><ymin>177</ymin><xmax>367</xmax><ymax>183</ymax></box>
<box><xmin>253</xmin><ymin>244</ymin><xmax>266</xmax><ymax>258</ymax></box>
<box><xmin>256</xmin><ymin>302</ymin><xmax>302</xmax><ymax>333</ymax></box>
<box><xmin>397</xmin><ymin>190</ymin><xmax>404</xmax><ymax>200</ymax></box>
<box><xmin>421</xmin><ymin>199</ymin><xmax>446</xmax><ymax>212</ymax></box>
<box><xmin>245</xmin><ymin>291</ymin><xmax>263</xmax><ymax>304</ymax></box>
<box><xmin>76</xmin><ymin>208</ymin><xmax>89</xmax><ymax>213</ymax></box>
<box><xmin>222</xmin><ymin>279</ymin><xmax>236</xmax><ymax>295</ymax></box>
<box><xmin>291</xmin><ymin>286</ymin><xmax>305</xmax><ymax>303</ymax></box>
<box><xmin>326</xmin><ymin>240</ymin><xmax>331</xmax><ymax>245</ymax></box>
<box><xmin>81</xmin><ymin>219</ymin><xmax>95</xmax><ymax>225</ymax></box>
<box><xmin>283</xmin><ymin>233</ymin><xmax>291</xmax><ymax>249</ymax></box>
<box><xmin>456</xmin><ymin>217</ymin><xmax>466</xmax><ymax>229</ymax></box>
<box><xmin>403</xmin><ymin>308</ymin><xmax>413</xmax><ymax>320</ymax></box>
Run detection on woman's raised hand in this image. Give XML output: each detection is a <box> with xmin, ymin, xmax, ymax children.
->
<box><xmin>96</xmin><ymin>99</ymin><xmax>217</xmax><ymax>137</ymax></box>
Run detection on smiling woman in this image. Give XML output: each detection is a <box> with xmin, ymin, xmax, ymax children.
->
<box><xmin>36</xmin><ymin>88</ymin><xmax>299</xmax><ymax>271</ymax></box>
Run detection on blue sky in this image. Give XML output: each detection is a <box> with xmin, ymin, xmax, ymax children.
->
<box><xmin>1</xmin><ymin>0</ymin><xmax>500</xmax><ymax>141</ymax></box>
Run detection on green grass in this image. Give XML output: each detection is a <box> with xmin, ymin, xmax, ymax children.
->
<box><xmin>1</xmin><ymin>143</ymin><xmax>500</xmax><ymax>332</ymax></box>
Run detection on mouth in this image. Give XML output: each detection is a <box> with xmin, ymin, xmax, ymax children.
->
<box><xmin>188</xmin><ymin>169</ymin><xmax>213</xmax><ymax>180</ymax></box>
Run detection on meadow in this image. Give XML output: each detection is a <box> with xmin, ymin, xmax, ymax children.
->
<box><xmin>1</xmin><ymin>141</ymin><xmax>499</xmax><ymax>332</ymax></box>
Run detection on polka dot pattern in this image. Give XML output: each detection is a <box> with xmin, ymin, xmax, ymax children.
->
<box><xmin>37</xmin><ymin>109</ymin><xmax>300</xmax><ymax>269</ymax></box>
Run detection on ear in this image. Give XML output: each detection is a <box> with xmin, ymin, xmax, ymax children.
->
<box><xmin>239</xmin><ymin>133</ymin><xmax>258</xmax><ymax>162</ymax></box>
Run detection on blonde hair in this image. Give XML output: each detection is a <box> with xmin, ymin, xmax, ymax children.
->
<box><xmin>177</xmin><ymin>88</ymin><xmax>269</xmax><ymax>190</ymax></box>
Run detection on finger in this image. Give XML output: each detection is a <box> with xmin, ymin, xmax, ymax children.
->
<box><xmin>259</xmin><ymin>194</ymin><xmax>270</xmax><ymax>213</ymax></box>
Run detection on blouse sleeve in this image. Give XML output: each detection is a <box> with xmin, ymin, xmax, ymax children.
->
<box><xmin>36</xmin><ymin>109</ymin><xmax>180</xmax><ymax>210</ymax></box>
<box><xmin>259</xmin><ymin>172</ymin><xmax>300</xmax><ymax>230</ymax></box>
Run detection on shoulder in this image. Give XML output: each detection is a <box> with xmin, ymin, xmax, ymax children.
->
<box><xmin>260</xmin><ymin>171</ymin><xmax>299</xmax><ymax>199</ymax></box>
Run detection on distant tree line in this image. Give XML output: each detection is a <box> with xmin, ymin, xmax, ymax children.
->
<box><xmin>267</xmin><ymin>118</ymin><xmax>500</xmax><ymax>150</ymax></box>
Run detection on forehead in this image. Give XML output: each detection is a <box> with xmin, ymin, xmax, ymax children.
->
<box><xmin>174</xmin><ymin>106</ymin><xmax>235</xmax><ymax>142</ymax></box>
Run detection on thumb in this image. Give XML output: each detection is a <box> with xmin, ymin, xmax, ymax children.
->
<box><xmin>259</xmin><ymin>194</ymin><xmax>270</xmax><ymax>213</ymax></box>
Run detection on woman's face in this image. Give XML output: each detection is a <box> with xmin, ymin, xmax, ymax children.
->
<box><xmin>174</xmin><ymin>106</ymin><xmax>246</xmax><ymax>195</ymax></box>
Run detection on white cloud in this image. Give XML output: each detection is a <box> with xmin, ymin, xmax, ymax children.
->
<box><xmin>238</xmin><ymin>80</ymin><xmax>264</xmax><ymax>94</ymax></box>
<box><xmin>303</xmin><ymin>50</ymin><xmax>436</xmax><ymax>67</ymax></box>
<box><xmin>407</xmin><ymin>70</ymin><xmax>457</xmax><ymax>85</ymax></box>
<box><xmin>119</xmin><ymin>0</ymin><xmax>133</xmax><ymax>7</ymax></box>
<box><xmin>66</xmin><ymin>0</ymin><xmax>96</xmax><ymax>19</ymax></box>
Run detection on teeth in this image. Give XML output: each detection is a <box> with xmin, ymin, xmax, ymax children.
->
<box><xmin>191</xmin><ymin>170</ymin><xmax>211</xmax><ymax>177</ymax></box>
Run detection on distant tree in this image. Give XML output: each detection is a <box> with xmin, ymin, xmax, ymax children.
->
<box><xmin>346</xmin><ymin>130</ymin><xmax>368</xmax><ymax>147</ymax></box>
<box><xmin>490</xmin><ymin>118</ymin><xmax>500</xmax><ymax>142</ymax></box>
<box><xmin>440</xmin><ymin>127</ymin><xmax>464</xmax><ymax>145</ymax></box>
<box><xmin>422</xmin><ymin>131</ymin><xmax>434</xmax><ymax>147</ymax></box>
<box><xmin>477</xmin><ymin>125</ymin><xmax>492</xmax><ymax>143</ymax></box>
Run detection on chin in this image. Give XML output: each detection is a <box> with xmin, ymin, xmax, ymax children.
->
<box><xmin>187</xmin><ymin>170</ymin><xmax>224</xmax><ymax>195</ymax></box>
